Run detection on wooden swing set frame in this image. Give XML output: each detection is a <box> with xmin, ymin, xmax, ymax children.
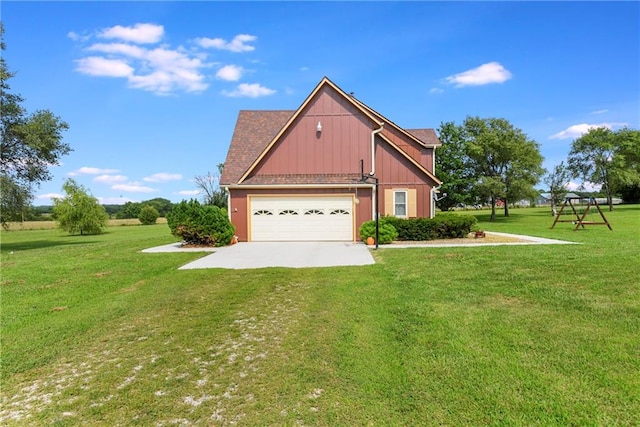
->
<box><xmin>551</xmin><ymin>196</ymin><xmax>612</xmax><ymax>231</ymax></box>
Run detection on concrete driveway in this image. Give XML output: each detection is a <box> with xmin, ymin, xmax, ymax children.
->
<box><xmin>142</xmin><ymin>242</ymin><xmax>375</xmax><ymax>270</ymax></box>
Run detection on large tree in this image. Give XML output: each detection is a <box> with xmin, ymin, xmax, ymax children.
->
<box><xmin>463</xmin><ymin>116</ymin><xmax>544</xmax><ymax>221</ymax></box>
<box><xmin>568</xmin><ymin>127</ymin><xmax>640</xmax><ymax>211</ymax></box>
<box><xmin>435</xmin><ymin>121</ymin><xmax>475</xmax><ymax>211</ymax></box>
<box><xmin>0</xmin><ymin>23</ymin><xmax>71</xmax><ymax>227</ymax></box>
<box><xmin>52</xmin><ymin>179</ymin><xmax>108</xmax><ymax>235</ymax></box>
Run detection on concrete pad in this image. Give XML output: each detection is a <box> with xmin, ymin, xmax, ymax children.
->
<box><xmin>175</xmin><ymin>242</ymin><xmax>375</xmax><ymax>270</ymax></box>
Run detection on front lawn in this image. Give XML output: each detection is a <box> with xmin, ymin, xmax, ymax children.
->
<box><xmin>1</xmin><ymin>206</ymin><xmax>638</xmax><ymax>425</ymax></box>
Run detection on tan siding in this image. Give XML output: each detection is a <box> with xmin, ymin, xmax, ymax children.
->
<box><xmin>384</xmin><ymin>189</ymin><xmax>393</xmax><ymax>216</ymax></box>
<box><xmin>408</xmin><ymin>189</ymin><xmax>417</xmax><ymax>217</ymax></box>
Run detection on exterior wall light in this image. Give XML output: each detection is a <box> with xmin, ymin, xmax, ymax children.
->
<box><xmin>316</xmin><ymin>121</ymin><xmax>322</xmax><ymax>133</ymax></box>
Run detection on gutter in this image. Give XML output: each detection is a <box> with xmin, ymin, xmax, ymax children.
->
<box><xmin>370</xmin><ymin>123</ymin><xmax>384</xmax><ymax>175</ymax></box>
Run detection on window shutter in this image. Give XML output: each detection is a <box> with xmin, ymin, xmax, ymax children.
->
<box><xmin>408</xmin><ymin>189</ymin><xmax>417</xmax><ymax>217</ymax></box>
<box><xmin>384</xmin><ymin>189</ymin><xmax>393</xmax><ymax>216</ymax></box>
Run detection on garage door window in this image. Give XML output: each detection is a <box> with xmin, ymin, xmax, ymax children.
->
<box><xmin>304</xmin><ymin>209</ymin><xmax>324</xmax><ymax>215</ymax></box>
<box><xmin>254</xmin><ymin>209</ymin><xmax>274</xmax><ymax>216</ymax></box>
<box><xmin>330</xmin><ymin>209</ymin><xmax>349</xmax><ymax>215</ymax></box>
<box><xmin>279</xmin><ymin>209</ymin><xmax>299</xmax><ymax>215</ymax></box>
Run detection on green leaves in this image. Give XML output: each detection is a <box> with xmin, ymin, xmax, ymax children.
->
<box><xmin>0</xmin><ymin>24</ymin><xmax>71</xmax><ymax>226</ymax></box>
<box><xmin>52</xmin><ymin>179</ymin><xmax>108</xmax><ymax>235</ymax></box>
<box><xmin>568</xmin><ymin>127</ymin><xmax>640</xmax><ymax>209</ymax></box>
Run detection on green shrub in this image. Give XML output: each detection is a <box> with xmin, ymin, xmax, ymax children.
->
<box><xmin>166</xmin><ymin>199</ymin><xmax>235</xmax><ymax>246</ymax></box>
<box><xmin>138</xmin><ymin>204</ymin><xmax>159</xmax><ymax>225</ymax></box>
<box><xmin>359</xmin><ymin>220</ymin><xmax>398</xmax><ymax>244</ymax></box>
<box><xmin>380</xmin><ymin>213</ymin><xmax>477</xmax><ymax>241</ymax></box>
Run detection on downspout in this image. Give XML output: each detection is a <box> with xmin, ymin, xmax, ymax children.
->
<box><xmin>431</xmin><ymin>185</ymin><xmax>441</xmax><ymax>219</ymax></box>
<box><xmin>370</xmin><ymin>123</ymin><xmax>384</xmax><ymax>226</ymax></box>
<box><xmin>370</xmin><ymin>123</ymin><xmax>384</xmax><ymax>175</ymax></box>
<box><xmin>224</xmin><ymin>187</ymin><xmax>231</xmax><ymax>221</ymax></box>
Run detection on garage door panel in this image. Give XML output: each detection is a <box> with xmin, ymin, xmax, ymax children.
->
<box><xmin>250</xmin><ymin>196</ymin><xmax>353</xmax><ymax>241</ymax></box>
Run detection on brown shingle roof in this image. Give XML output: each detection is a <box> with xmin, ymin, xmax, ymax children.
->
<box><xmin>406</xmin><ymin>129</ymin><xmax>441</xmax><ymax>147</ymax></box>
<box><xmin>220</xmin><ymin>110</ymin><xmax>294</xmax><ymax>185</ymax></box>
<box><xmin>241</xmin><ymin>173</ymin><xmax>363</xmax><ymax>186</ymax></box>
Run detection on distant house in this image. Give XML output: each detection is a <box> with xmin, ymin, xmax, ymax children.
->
<box><xmin>220</xmin><ymin>77</ymin><xmax>442</xmax><ymax>242</ymax></box>
<box><xmin>536</xmin><ymin>192</ymin><xmax>582</xmax><ymax>206</ymax></box>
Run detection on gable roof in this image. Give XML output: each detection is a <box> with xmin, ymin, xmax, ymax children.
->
<box><xmin>221</xmin><ymin>77</ymin><xmax>441</xmax><ymax>186</ymax></box>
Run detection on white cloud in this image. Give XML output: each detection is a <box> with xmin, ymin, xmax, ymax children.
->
<box><xmin>177</xmin><ymin>190</ymin><xmax>201</xmax><ymax>196</ymax></box>
<box><xmin>87</xmin><ymin>42</ymin><xmax>146</xmax><ymax>58</ymax></box>
<box><xmin>73</xmin><ymin>24</ymin><xmax>210</xmax><ymax>95</ymax></box>
<box><xmin>112</xmin><ymin>183</ymin><xmax>155</xmax><ymax>193</ymax></box>
<box><xmin>566</xmin><ymin>181</ymin><xmax>602</xmax><ymax>192</ymax></box>
<box><xmin>75</xmin><ymin>57</ymin><xmax>134</xmax><ymax>77</ymax></box>
<box><xmin>549</xmin><ymin>122</ymin><xmax>628</xmax><ymax>140</ymax></box>
<box><xmin>222</xmin><ymin>83</ymin><xmax>276</xmax><ymax>98</ymax></box>
<box><xmin>36</xmin><ymin>193</ymin><xmax>64</xmax><ymax>201</ymax></box>
<box><xmin>590</xmin><ymin>109</ymin><xmax>609</xmax><ymax>115</ymax></box>
<box><xmin>99</xmin><ymin>23</ymin><xmax>164</xmax><ymax>44</ymax></box>
<box><xmin>143</xmin><ymin>173</ymin><xmax>183</xmax><ymax>183</ymax></box>
<box><xmin>429</xmin><ymin>87</ymin><xmax>444</xmax><ymax>95</ymax></box>
<box><xmin>445</xmin><ymin>62</ymin><xmax>512</xmax><ymax>87</ymax></box>
<box><xmin>195</xmin><ymin>34</ymin><xmax>257</xmax><ymax>52</ymax></box>
<box><xmin>67</xmin><ymin>31</ymin><xmax>90</xmax><ymax>42</ymax></box>
<box><xmin>69</xmin><ymin>167</ymin><xmax>120</xmax><ymax>176</ymax></box>
<box><xmin>216</xmin><ymin>65</ymin><xmax>243</xmax><ymax>81</ymax></box>
<box><xmin>94</xmin><ymin>174</ymin><xmax>128</xmax><ymax>184</ymax></box>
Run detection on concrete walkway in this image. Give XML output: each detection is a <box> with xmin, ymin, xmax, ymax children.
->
<box><xmin>142</xmin><ymin>232</ymin><xmax>576</xmax><ymax>270</ymax></box>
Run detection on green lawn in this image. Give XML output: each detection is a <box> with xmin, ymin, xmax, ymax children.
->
<box><xmin>1</xmin><ymin>206</ymin><xmax>639</xmax><ymax>426</ymax></box>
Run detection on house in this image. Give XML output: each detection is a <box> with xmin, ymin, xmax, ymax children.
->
<box><xmin>220</xmin><ymin>77</ymin><xmax>442</xmax><ymax>242</ymax></box>
<box><xmin>537</xmin><ymin>192</ymin><xmax>582</xmax><ymax>206</ymax></box>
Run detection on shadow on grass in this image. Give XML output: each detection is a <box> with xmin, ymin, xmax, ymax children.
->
<box><xmin>1</xmin><ymin>239</ymin><xmax>100</xmax><ymax>252</ymax></box>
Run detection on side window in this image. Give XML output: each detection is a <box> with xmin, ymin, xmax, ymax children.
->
<box><xmin>394</xmin><ymin>191</ymin><xmax>407</xmax><ymax>218</ymax></box>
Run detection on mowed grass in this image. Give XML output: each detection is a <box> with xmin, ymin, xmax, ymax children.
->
<box><xmin>1</xmin><ymin>206</ymin><xmax>638</xmax><ymax>426</ymax></box>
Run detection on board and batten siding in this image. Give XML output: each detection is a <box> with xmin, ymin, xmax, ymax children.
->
<box><xmin>251</xmin><ymin>87</ymin><xmax>376</xmax><ymax>177</ymax></box>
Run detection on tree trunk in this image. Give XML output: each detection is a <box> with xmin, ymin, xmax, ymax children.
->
<box><xmin>605</xmin><ymin>182</ymin><xmax>614</xmax><ymax>211</ymax></box>
<box><xmin>504</xmin><ymin>198</ymin><xmax>510</xmax><ymax>217</ymax></box>
<box><xmin>490</xmin><ymin>196</ymin><xmax>496</xmax><ymax>222</ymax></box>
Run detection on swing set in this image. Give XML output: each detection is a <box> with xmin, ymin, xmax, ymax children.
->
<box><xmin>551</xmin><ymin>196</ymin><xmax>612</xmax><ymax>231</ymax></box>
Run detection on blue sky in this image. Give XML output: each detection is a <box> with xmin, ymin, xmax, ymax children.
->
<box><xmin>3</xmin><ymin>1</ymin><xmax>639</xmax><ymax>204</ymax></box>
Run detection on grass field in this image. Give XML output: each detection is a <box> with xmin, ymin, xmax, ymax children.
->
<box><xmin>4</xmin><ymin>217</ymin><xmax>168</xmax><ymax>231</ymax></box>
<box><xmin>1</xmin><ymin>206</ymin><xmax>638</xmax><ymax>425</ymax></box>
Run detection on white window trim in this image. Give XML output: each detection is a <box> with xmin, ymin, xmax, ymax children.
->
<box><xmin>393</xmin><ymin>190</ymin><xmax>408</xmax><ymax>218</ymax></box>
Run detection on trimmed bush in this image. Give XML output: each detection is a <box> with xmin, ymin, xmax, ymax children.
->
<box><xmin>138</xmin><ymin>204</ymin><xmax>159</xmax><ymax>225</ymax></box>
<box><xmin>359</xmin><ymin>220</ymin><xmax>398</xmax><ymax>244</ymax></box>
<box><xmin>166</xmin><ymin>199</ymin><xmax>235</xmax><ymax>246</ymax></box>
<box><xmin>380</xmin><ymin>213</ymin><xmax>477</xmax><ymax>241</ymax></box>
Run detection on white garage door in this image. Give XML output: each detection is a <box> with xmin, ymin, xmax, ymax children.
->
<box><xmin>250</xmin><ymin>196</ymin><xmax>354</xmax><ymax>241</ymax></box>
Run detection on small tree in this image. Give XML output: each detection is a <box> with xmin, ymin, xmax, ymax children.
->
<box><xmin>52</xmin><ymin>179</ymin><xmax>108</xmax><ymax>235</ymax></box>
<box><xmin>138</xmin><ymin>204</ymin><xmax>159</xmax><ymax>225</ymax></box>
<box><xmin>544</xmin><ymin>161</ymin><xmax>571</xmax><ymax>216</ymax></box>
<box><xmin>194</xmin><ymin>163</ymin><xmax>227</xmax><ymax>209</ymax></box>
